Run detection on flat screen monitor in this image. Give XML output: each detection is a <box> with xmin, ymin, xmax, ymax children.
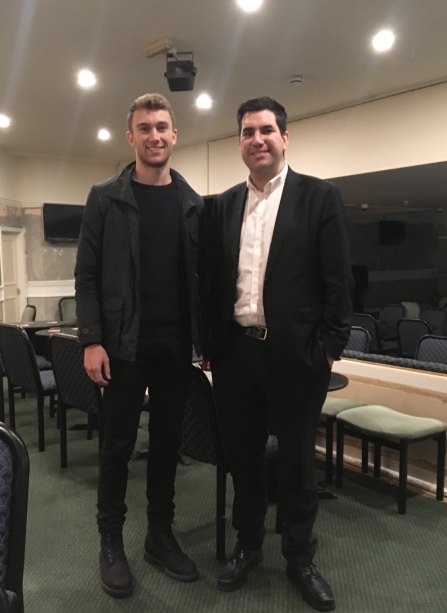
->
<box><xmin>43</xmin><ymin>203</ymin><xmax>85</xmax><ymax>242</ymax></box>
<box><xmin>378</xmin><ymin>220</ymin><xmax>405</xmax><ymax>246</ymax></box>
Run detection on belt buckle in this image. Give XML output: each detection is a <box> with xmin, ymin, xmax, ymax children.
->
<box><xmin>246</xmin><ymin>326</ymin><xmax>268</xmax><ymax>340</ymax></box>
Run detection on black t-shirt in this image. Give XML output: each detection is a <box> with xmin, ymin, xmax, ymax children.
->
<box><xmin>131</xmin><ymin>180</ymin><xmax>189</xmax><ymax>339</ymax></box>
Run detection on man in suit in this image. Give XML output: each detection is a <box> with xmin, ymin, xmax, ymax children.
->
<box><xmin>75</xmin><ymin>93</ymin><xmax>207</xmax><ymax>597</ymax></box>
<box><xmin>207</xmin><ymin>97</ymin><xmax>353</xmax><ymax>611</ymax></box>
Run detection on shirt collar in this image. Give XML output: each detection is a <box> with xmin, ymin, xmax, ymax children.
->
<box><xmin>247</xmin><ymin>163</ymin><xmax>288</xmax><ymax>196</ymax></box>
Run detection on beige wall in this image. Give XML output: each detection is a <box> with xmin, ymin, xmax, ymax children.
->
<box><xmin>175</xmin><ymin>81</ymin><xmax>447</xmax><ymax>195</ymax></box>
<box><xmin>0</xmin><ymin>148</ymin><xmax>21</xmax><ymax>204</ymax></box>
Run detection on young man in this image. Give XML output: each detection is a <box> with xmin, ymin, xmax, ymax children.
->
<box><xmin>75</xmin><ymin>93</ymin><xmax>207</xmax><ymax>598</ymax></box>
<box><xmin>207</xmin><ymin>97</ymin><xmax>353</xmax><ymax>611</ymax></box>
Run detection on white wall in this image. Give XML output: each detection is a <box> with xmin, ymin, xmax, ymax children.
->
<box><xmin>174</xmin><ymin>81</ymin><xmax>447</xmax><ymax>195</ymax></box>
<box><xmin>18</xmin><ymin>156</ymin><xmax>118</xmax><ymax>207</ymax></box>
<box><xmin>171</xmin><ymin>143</ymin><xmax>208</xmax><ymax>196</ymax></box>
<box><xmin>0</xmin><ymin>147</ymin><xmax>21</xmax><ymax>204</ymax></box>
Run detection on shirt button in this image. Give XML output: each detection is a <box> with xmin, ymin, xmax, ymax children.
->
<box><xmin>82</xmin><ymin>327</ymin><xmax>89</xmax><ymax>334</ymax></box>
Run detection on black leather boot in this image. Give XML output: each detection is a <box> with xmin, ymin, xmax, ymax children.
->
<box><xmin>99</xmin><ymin>532</ymin><xmax>133</xmax><ymax>598</ymax></box>
<box><xmin>217</xmin><ymin>543</ymin><xmax>263</xmax><ymax>592</ymax></box>
<box><xmin>144</xmin><ymin>524</ymin><xmax>198</xmax><ymax>582</ymax></box>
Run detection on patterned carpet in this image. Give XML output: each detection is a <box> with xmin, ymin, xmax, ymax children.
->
<box><xmin>11</xmin><ymin>392</ymin><xmax>447</xmax><ymax>613</ymax></box>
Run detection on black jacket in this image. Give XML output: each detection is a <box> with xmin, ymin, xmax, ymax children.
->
<box><xmin>75</xmin><ymin>162</ymin><xmax>207</xmax><ymax>361</ymax></box>
<box><xmin>207</xmin><ymin>167</ymin><xmax>353</xmax><ymax>366</ymax></box>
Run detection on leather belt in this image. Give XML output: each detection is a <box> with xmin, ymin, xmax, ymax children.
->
<box><xmin>235</xmin><ymin>323</ymin><xmax>268</xmax><ymax>340</ymax></box>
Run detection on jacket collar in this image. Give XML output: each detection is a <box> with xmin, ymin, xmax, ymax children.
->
<box><xmin>104</xmin><ymin>161</ymin><xmax>199</xmax><ymax>215</ymax></box>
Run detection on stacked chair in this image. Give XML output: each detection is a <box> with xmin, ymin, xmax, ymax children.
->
<box><xmin>420</xmin><ymin>307</ymin><xmax>447</xmax><ymax>336</ymax></box>
<box><xmin>178</xmin><ymin>364</ymin><xmax>227</xmax><ymax>559</ymax></box>
<box><xmin>58</xmin><ymin>297</ymin><xmax>76</xmax><ymax>322</ymax></box>
<box><xmin>0</xmin><ymin>422</ymin><xmax>29</xmax><ymax>613</ymax></box>
<box><xmin>397</xmin><ymin>318</ymin><xmax>432</xmax><ymax>358</ymax></box>
<box><xmin>0</xmin><ymin>324</ymin><xmax>56</xmax><ymax>452</ymax></box>
<box><xmin>48</xmin><ymin>334</ymin><xmax>104</xmax><ymax>468</ymax></box>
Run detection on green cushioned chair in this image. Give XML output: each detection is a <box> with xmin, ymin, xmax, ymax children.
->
<box><xmin>320</xmin><ymin>397</ymin><xmax>367</xmax><ymax>484</ymax></box>
<box><xmin>335</xmin><ymin>405</ymin><xmax>447</xmax><ymax>514</ymax></box>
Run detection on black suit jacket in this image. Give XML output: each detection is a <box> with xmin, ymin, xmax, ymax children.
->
<box><xmin>207</xmin><ymin>167</ymin><xmax>353</xmax><ymax>367</ymax></box>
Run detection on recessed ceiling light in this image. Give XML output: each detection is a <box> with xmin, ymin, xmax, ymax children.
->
<box><xmin>372</xmin><ymin>30</ymin><xmax>395</xmax><ymax>52</ymax></box>
<box><xmin>196</xmin><ymin>94</ymin><xmax>212</xmax><ymax>110</ymax></box>
<box><xmin>97</xmin><ymin>129</ymin><xmax>111</xmax><ymax>141</ymax></box>
<box><xmin>237</xmin><ymin>0</ymin><xmax>263</xmax><ymax>12</ymax></box>
<box><xmin>77</xmin><ymin>69</ymin><xmax>97</xmax><ymax>89</ymax></box>
<box><xmin>0</xmin><ymin>114</ymin><xmax>11</xmax><ymax>129</ymax></box>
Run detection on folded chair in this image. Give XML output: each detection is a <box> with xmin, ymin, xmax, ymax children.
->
<box><xmin>0</xmin><ymin>324</ymin><xmax>56</xmax><ymax>452</ymax></box>
<box><xmin>179</xmin><ymin>365</ymin><xmax>227</xmax><ymax>559</ymax></box>
<box><xmin>58</xmin><ymin>297</ymin><xmax>76</xmax><ymax>323</ymax></box>
<box><xmin>48</xmin><ymin>334</ymin><xmax>105</xmax><ymax>468</ymax></box>
<box><xmin>19</xmin><ymin>305</ymin><xmax>36</xmax><ymax>323</ymax></box>
<box><xmin>0</xmin><ymin>422</ymin><xmax>29</xmax><ymax>613</ymax></box>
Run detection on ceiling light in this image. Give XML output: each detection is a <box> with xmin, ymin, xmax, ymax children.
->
<box><xmin>237</xmin><ymin>0</ymin><xmax>263</xmax><ymax>12</ymax></box>
<box><xmin>97</xmin><ymin>129</ymin><xmax>111</xmax><ymax>141</ymax></box>
<box><xmin>77</xmin><ymin>69</ymin><xmax>97</xmax><ymax>89</ymax></box>
<box><xmin>372</xmin><ymin>30</ymin><xmax>395</xmax><ymax>52</ymax></box>
<box><xmin>0</xmin><ymin>114</ymin><xmax>11</xmax><ymax>129</ymax></box>
<box><xmin>196</xmin><ymin>94</ymin><xmax>212</xmax><ymax>110</ymax></box>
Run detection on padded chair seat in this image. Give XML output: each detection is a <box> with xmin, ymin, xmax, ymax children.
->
<box><xmin>39</xmin><ymin>370</ymin><xmax>56</xmax><ymax>391</ymax></box>
<box><xmin>337</xmin><ymin>405</ymin><xmax>447</xmax><ymax>441</ymax></box>
<box><xmin>321</xmin><ymin>397</ymin><xmax>367</xmax><ymax>418</ymax></box>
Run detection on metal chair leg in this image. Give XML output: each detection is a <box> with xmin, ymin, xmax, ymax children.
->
<box><xmin>373</xmin><ymin>442</ymin><xmax>381</xmax><ymax>477</ymax></box>
<box><xmin>398</xmin><ymin>440</ymin><xmax>408</xmax><ymax>514</ymax></box>
<box><xmin>8</xmin><ymin>381</ymin><xmax>16</xmax><ymax>430</ymax></box>
<box><xmin>336</xmin><ymin>422</ymin><xmax>345</xmax><ymax>488</ymax></box>
<box><xmin>325</xmin><ymin>418</ymin><xmax>334</xmax><ymax>484</ymax></box>
<box><xmin>436</xmin><ymin>432</ymin><xmax>446</xmax><ymax>501</ymax></box>
<box><xmin>216</xmin><ymin>464</ymin><xmax>226</xmax><ymax>560</ymax></box>
<box><xmin>37</xmin><ymin>393</ymin><xmax>45</xmax><ymax>452</ymax></box>
<box><xmin>60</xmin><ymin>400</ymin><xmax>67</xmax><ymax>468</ymax></box>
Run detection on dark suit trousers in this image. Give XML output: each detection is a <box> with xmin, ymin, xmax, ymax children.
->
<box><xmin>211</xmin><ymin>328</ymin><xmax>331</xmax><ymax>565</ymax></box>
<box><xmin>97</xmin><ymin>336</ymin><xmax>192</xmax><ymax>534</ymax></box>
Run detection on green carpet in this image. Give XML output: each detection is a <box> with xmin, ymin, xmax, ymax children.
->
<box><xmin>10</xmin><ymin>392</ymin><xmax>447</xmax><ymax>612</ymax></box>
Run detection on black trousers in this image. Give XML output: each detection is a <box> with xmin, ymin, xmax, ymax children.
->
<box><xmin>211</xmin><ymin>329</ymin><xmax>330</xmax><ymax>566</ymax></box>
<box><xmin>97</xmin><ymin>336</ymin><xmax>192</xmax><ymax>534</ymax></box>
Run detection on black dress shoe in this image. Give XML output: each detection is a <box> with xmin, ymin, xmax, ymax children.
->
<box><xmin>217</xmin><ymin>544</ymin><xmax>263</xmax><ymax>592</ymax></box>
<box><xmin>286</xmin><ymin>563</ymin><xmax>335</xmax><ymax>611</ymax></box>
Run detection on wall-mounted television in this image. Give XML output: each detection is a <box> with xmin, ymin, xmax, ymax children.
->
<box><xmin>43</xmin><ymin>203</ymin><xmax>85</xmax><ymax>242</ymax></box>
<box><xmin>378</xmin><ymin>220</ymin><xmax>405</xmax><ymax>246</ymax></box>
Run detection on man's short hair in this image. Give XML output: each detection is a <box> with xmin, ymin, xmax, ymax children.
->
<box><xmin>127</xmin><ymin>93</ymin><xmax>176</xmax><ymax>131</ymax></box>
<box><xmin>237</xmin><ymin>96</ymin><xmax>287</xmax><ymax>135</ymax></box>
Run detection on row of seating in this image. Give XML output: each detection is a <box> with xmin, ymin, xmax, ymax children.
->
<box><xmin>345</xmin><ymin>325</ymin><xmax>447</xmax><ymax>363</ymax></box>
<box><xmin>352</xmin><ymin>308</ymin><xmax>447</xmax><ymax>357</ymax></box>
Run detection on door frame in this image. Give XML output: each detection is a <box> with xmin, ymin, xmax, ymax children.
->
<box><xmin>0</xmin><ymin>226</ymin><xmax>27</xmax><ymax>321</ymax></box>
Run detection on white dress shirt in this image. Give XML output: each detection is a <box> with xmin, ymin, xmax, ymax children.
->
<box><xmin>234</xmin><ymin>163</ymin><xmax>288</xmax><ymax>327</ymax></box>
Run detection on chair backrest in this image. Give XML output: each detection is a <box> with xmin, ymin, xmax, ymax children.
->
<box><xmin>416</xmin><ymin>335</ymin><xmax>447</xmax><ymax>365</ymax></box>
<box><xmin>351</xmin><ymin>313</ymin><xmax>381</xmax><ymax>353</ymax></box>
<box><xmin>401</xmin><ymin>301</ymin><xmax>420</xmax><ymax>319</ymax></box>
<box><xmin>58</xmin><ymin>297</ymin><xmax>76</xmax><ymax>322</ymax></box>
<box><xmin>420</xmin><ymin>307</ymin><xmax>447</xmax><ymax>336</ymax></box>
<box><xmin>48</xmin><ymin>334</ymin><xmax>101</xmax><ymax>413</ymax></box>
<box><xmin>0</xmin><ymin>324</ymin><xmax>41</xmax><ymax>392</ymax></box>
<box><xmin>20</xmin><ymin>305</ymin><xmax>36</xmax><ymax>323</ymax></box>
<box><xmin>397</xmin><ymin>318</ymin><xmax>432</xmax><ymax>358</ymax></box>
<box><xmin>345</xmin><ymin>326</ymin><xmax>370</xmax><ymax>352</ymax></box>
<box><xmin>179</xmin><ymin>365</ymin><xmax>225</xmax><ymax>467</ymax></box>
<box><xmin>0</xmin><ymin>423</ymin><xmax>29</xmax><ymax>613</ymax></box>
<box><xmin>439</xmin><ymin>297</ymin><xmax>447</xmax><ymax>310</ymax></box>
<box><xmin>380</xmin><ymin>303</ymin><xmax>407</xmax><ymax>326</ymax></box>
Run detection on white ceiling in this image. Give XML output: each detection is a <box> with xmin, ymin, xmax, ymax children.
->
<box><xmin>1</xmin><ymin>0</ymin><xmax>447</xmax><ymax>163</ymax></box>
